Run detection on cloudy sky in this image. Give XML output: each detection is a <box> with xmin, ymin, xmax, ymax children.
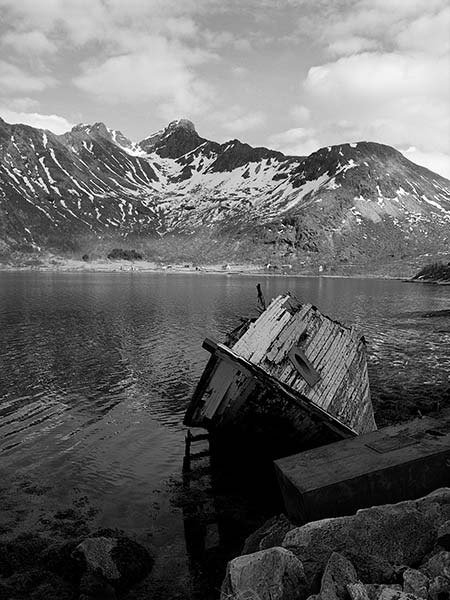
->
<box><xmin>0</xmin><ymin>0</ymin><xmax>449</xmax><ymax>177</ymax></box>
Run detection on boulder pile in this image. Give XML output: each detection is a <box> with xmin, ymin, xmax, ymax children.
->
<box><xmin>221</xmin><ymin>488</ymin><xmax>450</xmax><ymax>600</ymax></box>
<box><xmin>0</xmin><ymin>528</ymin><xmax>152</xmax><ymax>600</ymax></box>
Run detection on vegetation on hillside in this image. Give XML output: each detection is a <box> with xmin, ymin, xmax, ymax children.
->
<box><xmin>107</xmin><ymin>248</ymin><xmax>143</xmax><ymax>260</ymax></box>
<box><xmin>413</xmin><ymin>261</ymin><xmax>450</xmax><ymax>282</ymax></box>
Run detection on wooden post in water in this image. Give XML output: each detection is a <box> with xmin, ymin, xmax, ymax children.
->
<box><xmin>183</xmin><ymin>430</ymin><xmax>210</xmax><ymax>473</ymax></box>
<box><xmin>257</xmin><ymin>283</ymin><xmax>266</xmax><ymax>313</ymax></box>
<box><xmin>183</xmin><ymin>430</ymin><xmax>192</xmax><ymax>473</ymax></box>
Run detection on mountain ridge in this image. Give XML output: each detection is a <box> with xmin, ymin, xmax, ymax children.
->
<box><xmin>0</xmin><ymin>116</ymin><xmax>449</xmax><ymax>271</ymax></box>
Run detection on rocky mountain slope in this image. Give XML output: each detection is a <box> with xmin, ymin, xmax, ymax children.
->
<box><xmin>0</xmin><ymin>116</ymin><xmax>449</xmax><ymax>268</ymax></box>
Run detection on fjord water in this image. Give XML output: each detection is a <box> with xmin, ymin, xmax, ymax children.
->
<box><xmin>0</xmin><ymin>272</ymin><xmax>449</xmax><ymax>597</ymax></box>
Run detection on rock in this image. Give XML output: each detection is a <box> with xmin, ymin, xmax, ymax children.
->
<box><xmin>29</xmin><ymin>574</ymin><xmax>74</xmax><ymax>600</ymax></box>
<box><xmin>74</xmin><ymin>537</ymin><xmax>121</xmax><ymax>581</ymax></box>
<box><xmin>2</xmin><ymin>569</ymin><xmax>73</xmax><ymax>600</ymax></box>
<box><xmin>437</xmin><ymin>521</ymin><xmax>450</xmax><ymax>550</ymax></box>
<box><xmin>72</xmin><ymin>533</ymin><xmax>152</xmax><ymax>592</ymax></box>
<box><xmin>403</xmin><ymin>568</ymin><xmax>428</xmax><ymax>599</ymax></box>
<box><xmin>363</xmin><ymin>585</ymin><xmax>403</xmax><ymax>600</ymax></box>
<box><xmin>40</xmin><ymin>539</ymin><xmax>82</xmax><ymax>582</ymax></box>
<box><xmin>242</xmin><ymin>515</ymin><xmax>295</xmax><ymax>555</ymax></box>
<box><xmin>428</xmin><ymin>576</ymin><xmax>450</xmax><ymax>600</ymax></box>
<box><xmin>0</xmin><ymin>580</ymin><xmax>13</xmax><ymax>599</ymax></box>
<box><xmin>420</xmin><ymin>551</ymin><xmax>450</xmax><ymax>578</ymax></box>
<box><xmin>347</xmin><ymin>583</ymin><xmax>370</xmax><ymax>600</ymax></box>
<box><xmin>283</xmin><ymin>489</ymin><xmax>450</xmax><ymax>592</ymax></box>
<box><xmin>221</xmin><ymin>546</ymin><xmax>306</xmax><ymax>600</ymax></box>
<box><xmin>0</xmin><ymin>534</ymin><xmax>49</xmax><ymax>577</ymax></box>
<box><xmin>109</xmin><ymin>534</ymin><xmax>152</xmax><ymax>591</ymax></box>
<box><xmin>377</xmin><ymin>590</ymin><xmax>421</xmax><ymax>600</ymax></box>
<box><xmin>320</xmin><ymin>552</ymin><xmax>358</xmax><ymax>600</ymax></box>
<box><xmin>79</xmin><ymin>571</ymin><xmax>117</xmax><ymax>600</ymax></box>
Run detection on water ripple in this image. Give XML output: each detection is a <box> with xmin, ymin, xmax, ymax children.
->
<box><xmin>0</xmin><ymin>272</ymin><xmax>449</xmax><ymax>528</ymax></box>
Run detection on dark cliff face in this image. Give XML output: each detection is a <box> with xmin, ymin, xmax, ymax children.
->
<box><xmin>206</xmin><ymin>140</ymin><xmax>294</xmax><ymax>173</ymax></box>
<box><xmin>139</xmin><ymin>119</ymin><xmax>206</xmax><ymax>158</ymax></box>
<box><xmin>0</xmin><ymin>116</ymin><xmax>449</xmax><ymax>266</ymax></box>
<box><xmin>268</xmin><ymin>141</ymin><xmax>450</xmax><ymax>261</ymax></box>
<box><xmin>289</xmin><ymin>141</ymin><xmax>449</xmax><ymax>203</ymax></box>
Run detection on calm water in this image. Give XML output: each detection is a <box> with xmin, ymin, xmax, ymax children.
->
<box><xmin>0</xmin><ymin>272</ymin><xmax>449</xmax><ymax>598</ymax></box>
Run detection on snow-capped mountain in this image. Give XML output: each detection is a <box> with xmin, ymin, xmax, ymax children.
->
<box><xmin>0</xmin><ymin>116</ymin><xmax>449</xmax><ymax>265</ymax></box>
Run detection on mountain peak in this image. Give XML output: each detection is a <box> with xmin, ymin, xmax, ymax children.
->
<box><xmin>71</xmin><ymin>122</ymin><xmax>108</xmax><ymax>135</ymax></box>
<box><xmin>139</xmin><ymin>119</ymin><xmax>204</xmax><ymax>158</ymax></box>
<box><xmin>166</xmin><ymin>119</ymin><xmax>196</xmax><ymax>134</ymax></box>
<box><xmin>1</xmin><ymin>114</ymin><xmax>449</xmax><ymax>267</ymax></box>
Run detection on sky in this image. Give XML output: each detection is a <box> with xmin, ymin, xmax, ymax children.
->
<box><xmin>0</xmin><ymin>0</ymin><xmax>449</xmax><ymax>178</ymax></box>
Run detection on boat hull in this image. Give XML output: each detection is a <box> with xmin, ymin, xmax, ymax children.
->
<box><xmin>184</xmin><ymin>293</ymin><xmax>377</xmax><ymax>455</ymax></box>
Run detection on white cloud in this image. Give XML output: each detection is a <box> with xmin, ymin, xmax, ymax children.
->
<box><xmin>268</xmin><ymin>127</ymin><xmax>320</xmax><ymax>156</ymax></box>
<box><xmin>304</xmin><ymin>52</ymin><xmax>447</xmax><ymax>107</ymax></box>
<box><xmin>0</xmin><ymin>0</ymin><xmax>220</xmax><ymax>118</ymax></box>
<box><xmin>284</xmin><ymin>0</ymin><xmax>450</xmax><ymax>178</ymax></box>
<box><xmin>403</xmin><ymin>147</ymin><xmax>450</xmax><ymax>180</ymax></box>
<box><xmin>231</xmin><ymin>66</ymin><xmax>248</xmax><ymax>78</ymax></box>
<box><xmin>301</xmin><ymin>50</ymin><xmax>449</xmax><ymax>155</ymax></box>
<box><xmin>290</xmin><ymin>104</ymin><xmax>310</xmax><ymax>124</ymax></box>
<box><xmin>395</xmin><ymin>7</ymin><xmax>450</xmax><ymax>55</ymax></box>
<box><xmin>164</xmin><ymin>17</ymin><xmax>198</xmax><ymax>39</ymax></box>
<box><xmin>314</xmin><ymin>0</ymin><xmax>448</xmax><ymax>54</ymax></box>
<box><xmin>8</xmin><ymin>97</ymin><xmax>39</xmax><ymax>111</ymax></box>
<box><xmin>0</xmin><ymin>60</ymin><xmax>54</xmax><ymax>93</ymax></box>
<box><xmin>74</xmin><ymin>38</ymin><xmax>215</xmax><ymax>117</ymax></box>
<box><xmin>326</xmin><ymin>36</ymin><xmax>379</xmax><ymax>57</ymax></box>
<box><xmin>0</xmin><ymin>108</ymin><xmax>73</xmax><ymax>134</ymax></box>
<box><xmin>222</xmin><ymin>111</ymin><xmax>266</xmax><ymax>133</ymax></box>
<box><xmin>2</xmin><ymin>30</ymin><xmax>57</xmax><ymax>54</ymax></box>
<box><xmin>0</xmin><ymin>0</ymin><xmax>447</xmax><ymax>179</ymax></box>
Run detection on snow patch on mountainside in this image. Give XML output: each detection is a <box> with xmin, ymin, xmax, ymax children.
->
<box><xmin>1</xmin><ymin>117</ymin><xmax>450</xmax><ymax>258</ymax></box>
<box><xmin>280</xmin><ymin>173</ymin><xmax>330</xmax><ymax>212</ymax></box>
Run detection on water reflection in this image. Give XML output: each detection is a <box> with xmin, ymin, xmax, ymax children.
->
<box><xmin>179</xmin><ymin>438</ymin><xmax>282</xmax><ymax>599</ymax></box>
<box><xmin>0</xmin><ymin>271</ymin><xmax>449</xmax><ymax>597</ymax></box>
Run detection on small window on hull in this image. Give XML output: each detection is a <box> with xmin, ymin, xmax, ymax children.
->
<box><xmin>288</xmin><ymin>347</ymin><xmax>320</xmax><ymax>387</ymax></box>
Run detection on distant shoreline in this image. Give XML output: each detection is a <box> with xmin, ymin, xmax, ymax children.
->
<box><xmin>0</xmin><ymin>258</ymin><xmax>405</xmax><ymax>280</ymax></box>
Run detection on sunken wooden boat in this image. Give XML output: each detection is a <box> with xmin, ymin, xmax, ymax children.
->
<box><xmin>184</xmin><ymin>293</ymin><xmax>377</xmax><ymax>457</ymax></box>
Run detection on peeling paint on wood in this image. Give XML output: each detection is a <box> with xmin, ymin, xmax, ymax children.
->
<box><xmin>183</xmin><ymin>293</ymin><xmax>377</xmax><ymax>449</ymax></box>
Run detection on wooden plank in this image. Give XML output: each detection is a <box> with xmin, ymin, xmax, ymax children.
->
<box><xmin>202</xmin><ymin>360</ymin><xmax>239</xmax><ymax>420</ymax></box>
<box><xmin>184</xmin><ymin>354</ymin><xmax>219</xmax><ymax>426</ymax></box>
<box><xmin>306</xmin><ymin>330</ymin><xmax>359</xmax><ymax>409</ymax></box>
<box><xmin>216</xmin><ymin>375</ymin><xmax>257</xmax><ymax>425</ymax></box>
<box><xmin>316</xmin><ymin>333</ymin><xmax>361</xmax><ymax>404</ymax></box>
<box><xmin>214</xmin><ymin>370</ymin><xmax>253</xmax><ymax>418</ymax></box>
<box><xmin>233</xmin><ymin>295</ymin><xmax>308</xmax><ymax>364</ymax></box>
<box><xmin>202</xmin><ymin>338</ymin><xmax>357</xmax><ymax>438</ymax></box>
<box><xmin>309</xmin><ymin>330</ymin><xmax>346</xmax><ymax>389</ymax></box>
<box><xmin>273</xmin><ymin>307</ymin><xmax>317</xmax><ymax>364</ymax></box>
<box><xmin>233</xmin><ymin>295</ymin><xmax>286</xmax><ymax>357</ymax></box>
<box><xmin>265</xmin><ymin>304</ymin><xmax>313</xmax><ymax>364</ymax></box>
<box><xmin>293</xmin><ymin>326</ymin><xmax>346</xmax><ymax>399</ymax></box>
<box><xmin>314</xmin><ymin>339</ymin><xmax>361</xmax><ymax>411</ymax></box>
<box><xmin>265</xmin><ymin>316</ymin><xmax>334</xmax><ymax>390</ymax></box>
<box><xmin>249</xmin><ymin>310</ymin><xmax>293</xmax><ymax>364</ymax></box>
<box><xmin>304</xmin><ymin>319</ymin><xmax>338</xmax><ymax>370</ymax></box>
<box><xmin>329</xmin><ymin>352</ymin><xmax>371</xmax><ymax>431</ymax></box>
<box><xmin>234</xmin><ymin>307</ymin><xmax>285</xmax><ymax>360</ymax></box>
<box><xmin>345</xmin><ymin>364</ymin><xmax>374</xmax><ymax>432</ymax></box>
<box><xmin>302</xmin><ymin>315</ymin><xmax>332</xmax><ymax>359</ymax></box>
